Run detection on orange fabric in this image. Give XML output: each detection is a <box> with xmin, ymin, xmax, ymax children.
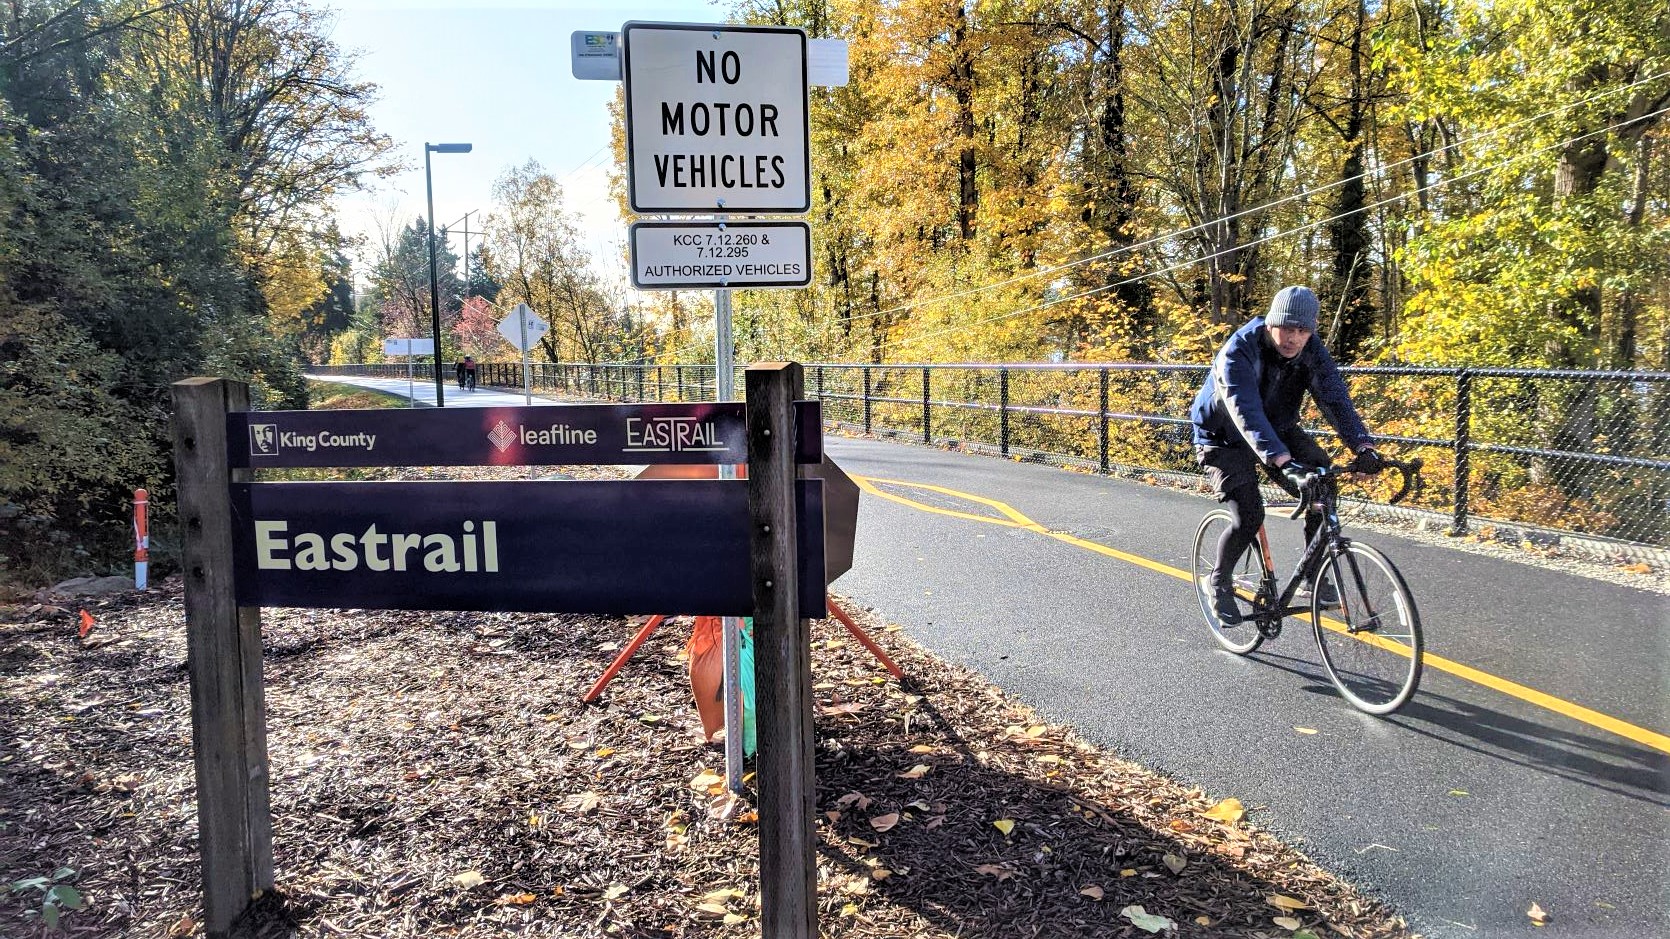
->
<box><xmin>688</xmin><ymin>616</ymin><xmax>725</xmax><ymax>739</ymax></box>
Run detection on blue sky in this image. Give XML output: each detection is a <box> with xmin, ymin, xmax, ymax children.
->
<box><xmin>325</xmin><ymin>0</ymin><xmax>723</xmax><ymax>276</ymax></box>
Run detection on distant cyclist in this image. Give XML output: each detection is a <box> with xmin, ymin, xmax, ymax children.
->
<box><xmin>462</xmin><ymin>355</ymin><xmax>477</xmax><ymax>391</ymax></box>
<box><xmin>1189</xmin><ymin>286</ymin><xmax>1384</xmax><ymax>624</ymax></box>
<box><xmin>455</xmin><ymin>358</ymin><xmax>467</xmax><ymax>388</ymax></box>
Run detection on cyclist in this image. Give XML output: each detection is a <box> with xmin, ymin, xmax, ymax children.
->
<box><xmin>455</xmin><ymin>358</ymin><xmax>467</xmax><ymax>388</ymax></box>
<box><xmin>463</xmin><ymin>355</ymin><xmax>477</xmax><ymax>391</ymax></box>
<box><xmin>1189</xmin><ymin>285</ymin><xmax>1384</xmax><ymax>624</ymax></box>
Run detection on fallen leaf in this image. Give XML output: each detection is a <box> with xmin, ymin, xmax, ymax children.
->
<box><xmin>871</xmin><ymin>868</ymin><xmax>892</xmax><ymax>880</ymax></box>
<box><xmin>564</xmin><ymin>791</ymin><xmax>601</xmax><ymax>812</ymax></box>
<box><xmin>898</xmin><ymin>764</ymin><xmax>930</xmax><ymax>779</ymax></box>
<box><xmin>603</xmin><ymin>884</ymin><xmax>628</xmax><ymax>900</ymax></box>
<box><xmin>837</xmin><ymin>792</ymin><xmax>872</xmax><ymax>810</ymax></box>
<box><xmin>1194</xmin><ymin>916</ymin><xmax>1212</xmax><ymax>926</ymax></box>
<box><xmin>1025</xmin><ymin>725</ymin><xmax>1047</xmax><ymax>738</ymax></box>
<box><xmin>701</xmin><ymin>888</ymin><xmax>743</xmax><ymax>904</ymax></box>
<box><xmin>1168</xmin><ymin>818</ymin><xmax>1195</xmax><ymax>832</ymax></box>
<box><xmin>975</xmin><ymin>863</ymin><xmax>1014</xmax><ymax>881</ymax></box>
<box><xmin>1528</xmin><ymin>902</ymin><xmax>1550</xmax><ymax>925</ymax></box>
<box><xmin>870</xmin><ymin>812</ymin><xmax>900</xmax><ymax>832</ymax></box>
<box><xmin>166</xmin><ymin>914</ymin><xmax>194</xmax><ymax>938</ymax></box>
<box><xmin>695</xmin><ymin>902</ymin><xmax>729</xmax><ymax>915</ymax></box>
<box><xmin>78</xmin><ymin>610</ymin><xmax>95</xmax><ymax>638</ymax></box>
<box><xmin>723</xmin><ymin>913</ymin><xmax>746</xmax><ymax>925</ymax></box>
<box><xmin>1274</xmin><ymin>915</ymin><xmax>1302</xmax><ymax>929</ymax></box>
<box><xmin>1267</xmin><ymin>894</ymin><xmax>1309</xmax><ymax>911</ymax></box>
<box><xmin>993</xmin><ymin>818</ymin><xmax>1016</xmax><ymax>836</ymax></box>
<box><xmin>821</xmin><ymin>701</ymin><xmax>864</xmax><ymax>716</ymax></box>
<box><xmin>1034</xmin><ymin>754</ymin><xmax>1063</xmax><ymax>764</ymax></box>
<box><xmin>637</xmin><ymin>713</ymin><xmax>661</xmax><ymax>724</ymax></box>
<box><xmin>839</xmin><ymin>902</ymin><xmax>859</xmax><ymax>916</ymax></box>
<box><xmin>1163</xmin><ymin>853</ymin><xmax>1186</xmax><ymax>874</ymax></box>
<box><xmin>593</xmin><ymin>747</ymin><xmax>614</xmax><ymax>758</ymax></box>
<box><xmin>500</xmin><ymin>892</ymin><xmax>536</xmax><ymax>905</ymax></box>
<box><xmin>909</xmin><ymin>744</ymin><xmax>935</xmax><ymax>754</ymax></box>
<box><xmin>1204</xmin><ymin>797</ymin><xmax>1245</xmax><ymax>824</ymax></box>
<box><xmin>1120</xmin><ymin>904</ymin><xmax>1176</xmax><ymax>934</ymax></box>
<box><xmin>452</xmin><ymin>870</ymin><xmax>485</xmax><ymax>889</ymax></box>
<box><xmin>1080</xmin><ymin>884</ymin><xmax>1104</xmax><ymax>900</ymax></box>
<box><xmin>1294</xmin><ymin>726</ymin><xmax>1318</xmax><ymax>735</ymax></box>
<box><xmin>1120</xmin><ymin>868</ymin><xmax>1137</xmax><ymax>877</ymax></box>
<box><xmin>1449</xmin><ymin>789</ymin><xmax>1470</xmax><ymax>797</ymax></box>
<box><xmin>690</xmin><ymin>771</ymin><xmax>723</xmax><ymax>790</ymax></box>
<box><xmin>1621</xmin><ymin>562</ymin><xmax>1651</xmax><ymax>575</ymax></box>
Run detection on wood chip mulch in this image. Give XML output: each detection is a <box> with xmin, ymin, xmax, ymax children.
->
<box><xmin>2</xmin><ymin>563</ymin><xmax>1415</xmax><ymax>938</ymax></box>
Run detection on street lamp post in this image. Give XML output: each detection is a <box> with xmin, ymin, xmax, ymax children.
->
<box><xmin>425</xmin><ymin>141</ymin><xmax>472</xmax><ymax>407</ymax></box>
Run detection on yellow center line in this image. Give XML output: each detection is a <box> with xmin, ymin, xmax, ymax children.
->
<box><xmin>853</xmin><ymin>473</ymin><xmax>1670</xmax><ymax>755</ymax></box>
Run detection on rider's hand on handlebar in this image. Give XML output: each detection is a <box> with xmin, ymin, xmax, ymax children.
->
<box><xmin>1280</xmin><ymin>460</ymin><xmax>1322</xmax><ymax>492</ymax></box>
<box><xmin>1350</xmin><ymin>447</ymin><xmax>1388</xmax><ymax>474</ymax></box>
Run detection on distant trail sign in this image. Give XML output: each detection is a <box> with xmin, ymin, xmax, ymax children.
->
<box><xmin>622</xmin><ymin>22</ymin><xmax>809</xmax><ymax>214</ymax></box>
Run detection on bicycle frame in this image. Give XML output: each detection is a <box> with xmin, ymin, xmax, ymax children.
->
<box><xmin>1247</xmin><ymin>471</ymin><xmax>1365</xmax><ymax>635</ymax></box>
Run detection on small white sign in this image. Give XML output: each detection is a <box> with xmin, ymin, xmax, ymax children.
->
<box><xmin>382</xmin><ymin>337</ymin><xmax>435</xmax><ymax>356</ymax></box>
<box><xmin>497</xmin><ymin>303</ymin><xmax>550</xmax><ymax>352</ymax></box>
<box><xmin>573</xmin><ymin>31</ymin><xmax>849</xmax><ymax>87</ymax></box>
<box><xmin>630</xmin><ymin>221</ymin><xmax>812</xmax><ymax>290</ymax></box>
<box><xmin>571</xmin><ymin>30</ymin><xmax>619</xmax><ymax>80</ymax></box>
<box><xmin>623</xmin><ymin>22</ymin><xmax>810</xmax><ymax>214</ymax></box>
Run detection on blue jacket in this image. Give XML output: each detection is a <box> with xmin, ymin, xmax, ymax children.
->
<box><xmin>1189</xmin><ymin>318</ymin><xmax>1371</xmax><ymax>464</ymax></box>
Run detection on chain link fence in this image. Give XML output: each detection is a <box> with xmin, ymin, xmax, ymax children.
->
<box><xmin>311</xmin><ymin>362</ymin><xmax>1670</xmax><ymax>555</ymax></box>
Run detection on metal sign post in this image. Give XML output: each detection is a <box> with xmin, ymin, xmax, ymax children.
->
<box><xmin>714</xmin><ymin>281</ymin><xmax>747</xmax><ymax>793</ymax></box>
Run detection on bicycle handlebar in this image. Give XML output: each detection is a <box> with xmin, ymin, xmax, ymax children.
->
<box><xmin>1285</xmin><ymin>455</ymin><xmax>1423</xmax><ymax>520</ymax></box>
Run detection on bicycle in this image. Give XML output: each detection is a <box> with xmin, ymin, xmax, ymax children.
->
<box><xmin>1190</xmin><ymin>453</ymin><xmax>1425</xmax><ymax>715</ymax></box>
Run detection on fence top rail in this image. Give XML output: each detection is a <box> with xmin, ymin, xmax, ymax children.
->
<box><xmin>321</xmin><ymin>362</ymin><xmax>1670</xmax><ymax>382</ymax></box>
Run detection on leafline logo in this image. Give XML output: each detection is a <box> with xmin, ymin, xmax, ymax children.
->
<box><xmin>487</xmin><ymin>420</ymin><xmax>517</xmax><ymax>454</ymax></box>
<box><xmin>250</xmin><ymin>424</ymin><xmax>278</xmax><ymax>456</ymax></box>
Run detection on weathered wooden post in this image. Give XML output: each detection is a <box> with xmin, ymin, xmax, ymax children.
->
<box><xmin>171</xmin><ymin>378</ymin><xmax>274</xmax><ymax>936</ymax></box>
<box><xmin>746</xmin><ymin>362</ymin><xmax>816</xmax><ymax>938</ymax></box>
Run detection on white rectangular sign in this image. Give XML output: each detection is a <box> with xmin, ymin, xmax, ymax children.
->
<box><xmin>570</xmin><ymin>30</ymin><xmax>619</xmax><ymax>80</ymax></box>
<box><xmin>622</xmin><ymin>22</ymin><xmax>810</xmax><ymax>214</ymax></box>
<box><xmin>630</xmin><ymin>221</ymin><xmax>812</xmax><ymax>290</ymax></box>
<box><xmin>382</xmin><ymin>337</ymin><xmax>434</xmax><ymax>356</ymax></box>
<box><xmin>573</xmin><ymin>31</ymin><xmax>849</xmax><ymax>87</ymax></box>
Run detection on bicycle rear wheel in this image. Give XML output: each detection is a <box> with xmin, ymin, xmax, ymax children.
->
<box><xmin>1311</xmin><ymin>542</ymin><xmax>1423</xmax><ymax>714</ymax></box>
<box><xmin>1191</xmin><ymin>510</ymin><xmax>1267</xmax><ymax>654</ymax></box>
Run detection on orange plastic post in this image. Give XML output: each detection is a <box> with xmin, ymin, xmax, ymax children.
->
<box><xmin>133</xmin><ymin>488</ymin><xmax>150</xmax><ymax>590</ymax></box>
<box><xmin>825</xmin><ymin>597</ymin><xmax>906</xmax><ymax>682</ymax></box>
<box><xmin>582</xmin><ymin>614</ymin><xmax>667</xmax><ymax>702</ymax></box>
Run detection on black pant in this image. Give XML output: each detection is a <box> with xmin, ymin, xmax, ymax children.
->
<box><xmin>1197</xmin><ymin>430</ymin><xmax>1331</xmax><ymax>586</ymax></box>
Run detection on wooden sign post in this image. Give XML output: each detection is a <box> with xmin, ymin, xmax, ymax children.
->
<box><xmin>171</xmin><ymin>378</ymin><xmax>274</xmax><ymax>936</ymax></box>
<box><xmin>746</xmin><ymin>363</ymin><xmax>817</xmax><ymax>937</ymax></box>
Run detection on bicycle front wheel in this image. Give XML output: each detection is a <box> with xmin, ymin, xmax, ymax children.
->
<box><xmin>1192</xmin><ymin>510</ymin><xmax>1267</xmax><ymax>655</ymax></box>
<box><xmin>1312</xmin><ymin>542</ymin><xmax>1423</xmax><ymax>714</ymax></box>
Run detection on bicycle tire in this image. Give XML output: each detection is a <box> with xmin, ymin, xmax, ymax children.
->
<box><xmin>1311</xmin><ymin>542</ymin><xmax>1423</xmax><ymax>714</ymax></box>
<box><xmin>1191</xmin><ymin>510</ymin><xmax>1267</xmax><ymax>655</ymax></box>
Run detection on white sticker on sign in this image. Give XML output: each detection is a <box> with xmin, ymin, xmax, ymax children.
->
<box><xmin>630</xmin><ymin>221</ymin><xmax>812</xmax><ymax>290</ymax></box>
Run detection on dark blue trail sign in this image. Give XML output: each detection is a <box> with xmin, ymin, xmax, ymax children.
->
<box><xmin>230</xmin><ymin>479</ymin><xmax>826</xmax><ymax>617</ymax></box>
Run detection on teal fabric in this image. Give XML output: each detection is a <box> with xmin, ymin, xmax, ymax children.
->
<box><xmin>739</xmin><ymin>618</ymin><xmax>757</xmax><ymax>757</ymax></box>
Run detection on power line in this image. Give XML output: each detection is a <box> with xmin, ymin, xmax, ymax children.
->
<box><xmin>875</xmin><ymin>104</ymin><xmax>1670</xmax><ymax>355</ymax></box>
<box><xmin>602</xmin><ymin>72</ymin><xmax>1670</xmax><ymax>366</ymax></box>
<box><xmin>842</xmin><ymin>68</ymin><xmax>1670</xmax><ymax>327</ymax></box>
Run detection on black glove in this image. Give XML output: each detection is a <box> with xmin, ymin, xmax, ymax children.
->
<box><xmin>1352</xmin><ymin>447</ymin><xmax>1387</xmax><ymax>473</ymax></box>
<box><xmin>1280</xmin><ymin>460</ymin><xmax>1321</xmax><ymax>491</ymax></box>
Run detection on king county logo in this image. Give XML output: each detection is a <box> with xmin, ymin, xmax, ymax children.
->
<box><xmin>487</xmin><ymin>420</ymin><xmax>517</xmax><ymax>454</ymax></box>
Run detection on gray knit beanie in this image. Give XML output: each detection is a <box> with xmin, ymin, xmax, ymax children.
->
<box><xmin>1265</xmin><ymin>286</ymin><xmax>1319</xmax><ymax>331</ymax></box>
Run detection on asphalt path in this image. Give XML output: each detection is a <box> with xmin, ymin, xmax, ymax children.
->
<box><xmin>307</xmin><ymin>374</ymin><xmax>1668</xmax><ymax>938</ymax></box>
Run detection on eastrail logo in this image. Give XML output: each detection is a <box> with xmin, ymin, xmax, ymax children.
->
<box><xmin>624</xmin><ymin>416</ymin><xmax>728</xmax><ymax>453</ymax></box>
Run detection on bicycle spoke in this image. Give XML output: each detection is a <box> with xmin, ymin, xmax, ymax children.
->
<box><xmin>1312</xmin><ymin>544</ymin><xmax>1423</xmax><ymax>714</ymax></box>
